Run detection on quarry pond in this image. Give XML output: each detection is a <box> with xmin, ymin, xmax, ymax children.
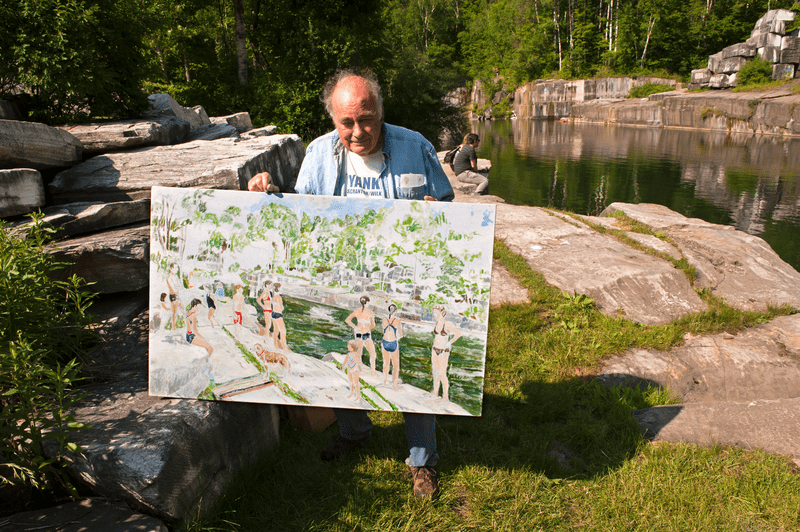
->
<box><xmin>472</xmin><ymin>119</ymin><xmax>800</xmax><ymax>272</ymax></box>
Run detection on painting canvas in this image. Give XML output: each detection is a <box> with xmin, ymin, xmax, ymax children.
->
<box><xmin>148</xmin><ymin>186</ymin><xmax>495</xmax><ymax>416</ymax></box>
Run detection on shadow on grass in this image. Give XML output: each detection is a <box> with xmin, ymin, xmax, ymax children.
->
<box><xmin>193</xmin><ymin>374</ymin><xmax>680</xmax><ymax>531</ymax></box>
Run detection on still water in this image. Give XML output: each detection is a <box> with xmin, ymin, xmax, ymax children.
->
<box><xmin>471</xmin><ymin>120</ymin><xmax>800</xmax><ymax>273</ymax></box>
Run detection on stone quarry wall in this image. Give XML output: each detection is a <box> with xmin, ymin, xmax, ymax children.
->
<box><xmin>691</xmin><ymin>9</ymin><xmax>800</xmax><ymax>89</ymax></box>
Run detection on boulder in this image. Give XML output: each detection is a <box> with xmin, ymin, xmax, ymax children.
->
<box><xmin>185</xmin><ymin>122</ymin><xmax>239</xmax><ymax>142</ymax></box>
<box><xmin>600</xmin><ymin>203</ymin><xmax>800</xmax><ymax>312</ymax></box>
<box><xmin>49</xmin><ymin>134</ymin><xmax>306</xmax><ymax>204</ymax></box>
<box><xmin>211</xmin><ymin>112</ymin><xmax>253</xmax><ymax>133</ymax></box>
<box><xmin>56</xmin><ymin>117</ymin><xmax>190</xmax><ymax>154</ymax></box>
<box><xmin>0</xmin><ymin>119</ymin><xmax>83</xmax><ymax>170</ymax></box>
<box><xmin>48</xmin><ymin>223</ymin><xmax>149</xmax><ymax>294</ymax></box>
<box><xmin>191</xmin><ymin>105</ymin><xmax>210</xmax><ymax>125</ymax></box>
<box><xmin>43</xmin><ymin>374</ymin><xmax>281</xmax><ymax>523</ymax></box>
<box><xmin>143</xmin><ymin>94</ymin><xmax>210</xmax><ymax>130</ymax></box>
<box><xmin>0</xmin><ymin>168</ymin><xmax>44</xmax><ymax>218</ymax></box>
<box><xmin>494</xmin><ymin>204</ymin><xmax>707</xmax><ymax>325</ymax></box>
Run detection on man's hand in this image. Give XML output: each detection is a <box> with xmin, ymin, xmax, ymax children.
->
<box><xmin>248</xmin><ymin>172</ymin><xmax>280</xmax><ymax>193</ymax></box>
<box><xmin>423</xmin><ymin>196</ymin><xmax>438</xmax><ymax>201</ymax></box>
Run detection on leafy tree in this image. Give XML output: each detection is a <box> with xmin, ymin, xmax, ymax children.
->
<box><xmin>0</xmin><ymin>0</ymin><xmax>149</xmax><ymax>122</ymax></box>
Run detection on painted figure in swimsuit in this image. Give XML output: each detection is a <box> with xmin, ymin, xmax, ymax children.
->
<box><xmin>271</xmin><ymin>283</ymin><xmax>288</xmax><ymax>350</ymax></box>
<box><xmin>205</xmin><ymin>285</ymin><xmax>217</xmax><ymax>328</ymax></box>
<box><xmin>257</xmin><ymin>280</ymin><xmax>273</xmax><ymax>339</ymax></box>
<box><xmin>166</xmin><ymin>262</ymin><xmax>181</xmax><ymax>331</ymax></box>
<box><xmin>186</xmin><ymin>298</ymin><xmax>213</xmax><ymax>355</ymax></box>
<box><xmin>345</xmin><ymin>295</ymin><xmax>377</xmax><ymax>376</ymax></box>
<box><xmin>232</xmin><ymin>284</ymin><xmax>244</xmax><ymax>338</ymax></box>
<box><xmin>344</xmin><ymin>339</ymin><xmax>361</xmax><ymax>401</ymax></box>
<box><xmin>428</xmin><ymin>305</ymin><xmax>461</xmax><ymax>402</ymax></box>
<box><xmin>381</xmin><ymin>303</ymin><xmax>403</xmax><ymax>390</ymax></box>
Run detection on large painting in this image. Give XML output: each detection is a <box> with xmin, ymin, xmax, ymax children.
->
<box><xmin>148</xmin><ymin>186</ymin><xmax>495</xmax><ymax>416</ymax></box>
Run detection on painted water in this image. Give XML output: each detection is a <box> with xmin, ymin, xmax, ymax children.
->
<box><xmin>471</xmin><ymin>120</ymin><xmax>800</xmax><ymax>272</ymax></box>
<box><xmin>277</xmin><ymin>296</ymin><xmax>485</xmax><ymax>415</ymax></box>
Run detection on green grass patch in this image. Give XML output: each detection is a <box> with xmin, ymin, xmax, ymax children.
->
<box><xmin>628</xmin><ymin>83</ymin><xmax>675</xmax><ymax>99</ymax></box>
<box><xmin>182</xmin><ymin>227</ymin><xmax>799</xmax><ymax>532</ymax></box>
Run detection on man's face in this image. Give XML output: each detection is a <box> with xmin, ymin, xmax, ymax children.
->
<box><xmin>331</xmin><ymin>77</ymin><xmax>382</xmax><ymax>156</ymax></box>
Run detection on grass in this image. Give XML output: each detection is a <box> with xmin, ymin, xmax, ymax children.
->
<box><xmin>628</xmin><ymin>83</ymin><xmax>675</xmax><ymax>99</ymax></box>
<box><xmin>180</xmin><ymin>224</ymin><xmax>799</xmax><ymax>531</ymax></box>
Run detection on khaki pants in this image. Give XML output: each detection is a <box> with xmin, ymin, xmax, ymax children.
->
<box><xmin>457</xmin><ymin>170</ymin><xmax>489</xmax><ymax>194</ymax></box>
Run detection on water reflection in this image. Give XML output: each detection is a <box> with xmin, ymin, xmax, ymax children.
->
<box><xmin>472</xmin><ymin>120</ymin><xmax>800</xmax><ymax>271</ymax></box>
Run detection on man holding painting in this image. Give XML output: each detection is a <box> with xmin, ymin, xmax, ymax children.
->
<box><xmin>247</xmin><ymin>67</ymin><xmax>454</xmax><ymax>499</ymax></box>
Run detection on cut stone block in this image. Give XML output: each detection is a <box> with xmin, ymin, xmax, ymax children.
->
<box><xmin>0</xmin><ymin>168</ymin><xmax>44</xmax><ymax>218</ymax></box>
<box><xmin>210</xmin><ymin>112</ymin><xmax>253</xmax><ymax>133</ymax></box>
<box><xmin>48</xmin><ymin>223</ymin><xmax>150</xmax><ymax>294</ymax></box>
<box><xmin>781</xmin><ymin>48</ymin><xmax>800</xmax><ymax>64</ymax></box>
<box><xmin>0</xmin><ymin>119</ymin><xmax>83</xmax><ymax>170</ymax></box>
<box><xmin>709</xmin><ymin>73</ymin><xmax>731</xmax><ymax>89</ymax></box>
<box><xmin>185</xmin><ymin>122</ymin><xmax>239</xmax><ymax>142</ymax></box>
<box><xmin>57</xmin><ymin>117</ymin><xmax>190</xmax><ymax>154</ymax></box>
<box><xmin>49</xmin><ymin>134</ymin><xmax>305</xmax><ymax>204</ymax></box>
<box><xmin>707</xmin><ymin>52</ymin><xmax>723</xmax><ymax>72</ymax></box>
<box><xmin>691</xmin><ymin>68</ymin><xmax>712</xmax><ymax>84</ymax></box>
<box><xmin>718</xmin><ymin>56</ymin><xmax>747</xmax><ymax>73</ymax></box>
<box><xmin>43</xmin><ymin>374</ymin><xmax>281</xmax><ymax>523</ymax></box>
<box><xmin>143</xmin><ymin>94</ymin><xmax>210</xmax><ymax>130</ymax></box>
<box><xmin>721</xmin><ymin>43</ymin><xmax>756</xmax><ymax>59</ymax></box>
<box><xmin>758</xmin><ymin>46</ymin><xmax>782</xmax><ymax>63</ymax></box>
<box><xmin>772</xmin><ymin>63</ymin><xmax>796</xmax><ymax>80</ymax></box>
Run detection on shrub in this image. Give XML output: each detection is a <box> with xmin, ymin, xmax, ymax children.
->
<box><xmin>736</xmin><ymin>57</ymin><xmax>773</xmax><ymax>87</ymax></box>
<box><xmin>0</xmin><ymin>216</ymin><xmax>96</xmax><ymax>493</ymax></box>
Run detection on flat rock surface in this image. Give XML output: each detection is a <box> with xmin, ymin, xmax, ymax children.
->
<box><xmin>494</xmin><ymin>204</ymin><xmax>707</xmax><ymax>324</ymax></box>
<box><xmin>599</xmin><ymin>314</ymin><xmax>800</xmax><ymax>402</ymax></box>
<box><xmin>601</xmin><ymin>202</ymin><xmax>800</xmax><ymax>311</ymax></box>
<box><xmin>56</xmin><ymin>117</ymin><xmax>190</xmax><ymax>154</ymax></box>
<box><xmin>633</xmin><ymin>398</ymin><xmax>800</xmax><ymax>467</ymax></box>
<box><xmin>489</xmin><ymin>260</ymin><xmax>529</xmax><ymax>306</ymax></box>
<box><xmin>0</xmin><ymin>119</ymin><xmax>83</xmax><ymax>170</ymax></box>
<box><xmin>50</xmin><ymin>134</ymin><xmax>305</xmax><ymax>204</ymax></box>
<box><xmin>0</xmin><ymin>498</ymin><xmax>167</xmax><ymax>532</ymax></box>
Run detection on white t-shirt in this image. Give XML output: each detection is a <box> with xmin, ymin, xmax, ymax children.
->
<box><xmin>345</xmin><ymin>149</ymin><xmax>385</xmax><ymax>197</ymax></box>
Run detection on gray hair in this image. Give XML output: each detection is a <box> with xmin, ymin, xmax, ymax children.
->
<box><xmin>321</xmin><ymin>68</ymin><xmax>384</xmax><ymax>121</ymax></box>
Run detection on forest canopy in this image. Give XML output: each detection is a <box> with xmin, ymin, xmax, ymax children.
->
<box><xmin>1</xmin><ymin>0</ymin><xmax>797</xmax><ymax>144</ymax></box>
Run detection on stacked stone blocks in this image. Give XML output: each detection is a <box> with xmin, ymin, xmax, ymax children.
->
<box><xmin>691</xmin><ymin>9</ymin><xmax>799</xmax><ymax>89</ymax></box>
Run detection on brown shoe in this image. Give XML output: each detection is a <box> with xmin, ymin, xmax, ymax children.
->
<box><xmin>320</xmin><ymin>433</ymin><xmax>371</xmax><ymax>461</ymax></box>
<box><xmin>410</xmin><ymin>466</ymin><xmax>438</xmax><ymax>499</ymax></box>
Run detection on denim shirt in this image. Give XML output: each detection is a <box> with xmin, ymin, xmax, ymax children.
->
<box><xmin>294</xmin><ymin>123</ymin><xmax>455</xmax><ymax>202</ymax></box>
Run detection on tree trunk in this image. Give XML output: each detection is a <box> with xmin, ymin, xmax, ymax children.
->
<box><xmin>234</xmin><ymin>0</ymin><xmax>248</xmax><ymax>86</ymax></box>
<box><xmin>183</xmin><ymin>53</ymin><xmax>191</xmax><ymax>82</ymax></box>
<box><xmin>154</xmin><ymin>46</ymin><xmax>169</xmax><ymax>82</ymax></box>
<box><xmin>640</xmin><ymin>15</ymin><xmax>655</xmax><ymax>69</ymax></box>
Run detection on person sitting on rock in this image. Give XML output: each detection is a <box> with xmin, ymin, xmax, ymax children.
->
<box><xmin>453</xmin><ymin>133</ymin><xmax>488</xmax><ymax>195</ymax></box>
